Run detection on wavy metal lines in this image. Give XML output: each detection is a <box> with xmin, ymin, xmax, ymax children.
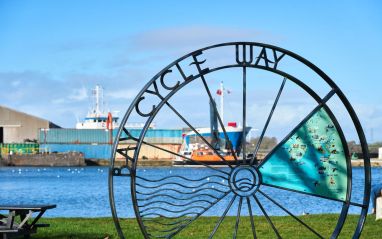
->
<box><xmin>136</xmin><ymin>173</ymin><xmax>230</xmax><ymax>238</ymax></box>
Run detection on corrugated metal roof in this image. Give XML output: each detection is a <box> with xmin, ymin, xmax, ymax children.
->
<box><xmin>40</xmin><ymin>144</ymin><xmax>111</xmax><ymax>160</ymax></box>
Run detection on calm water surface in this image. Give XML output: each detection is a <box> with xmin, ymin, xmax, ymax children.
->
<box><xmin>0</xmin><ymin>166</ymin><xmax>379</xmax><ymax>218</ymax></box>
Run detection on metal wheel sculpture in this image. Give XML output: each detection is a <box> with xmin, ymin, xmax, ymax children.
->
<box><xmin>109</xmin><ymin>42</ymin><xmax>370</xmax><ymax>238</ymax></box>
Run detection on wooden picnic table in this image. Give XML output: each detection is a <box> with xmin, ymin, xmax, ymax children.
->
<box><xmin>0</xmin><ymin>204</ymin><xmax>56</xmax><ymax>239</ymax></box>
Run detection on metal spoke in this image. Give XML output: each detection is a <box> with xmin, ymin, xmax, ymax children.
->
<box><xmin>136</xmin><ymin>137</ymin><xmax>230</xmax><ymax>176</ymax></box>
<box><xmin>192</xmin><ymin>55</ymin><xmax>240</xmax><ymax>164</ymax></box>
<box><xmin>208</xmin><ymin>195</ymin><xmax>237</xmax><ymax>239</ymax></box>
<box><xmin>257</xmin><ymin>89</ymin><xmax>337</xmax><ymax>168</ymax></box>
<box><xmin>247</xmin><ymin>197</ymin><xmax>257</xmax><ymax>239</ymax></box>
<box><xmin>167</xmin><ymin>191</ymin><xmax>232</xmax><ymax>238</ymax></box>
<box><xmin>242</xmin><ymin>66</ymin><xmax>247</xmax><ymax>164</ymax></box>
<box><xmin>250</xmin><ymin>77</ymin><xmax>286</xmax><ymax>166</ymax></box>
<box><xmin>164</xmin><ymin>100</ymin><xmax>234</xmax><ymax>168</ymax></box>
<box><xmin>120</xmin><ymin>127</ymin><xmax>229</xmax><ymax>176</ymax></box>
<box><xmin>331</xmin><ymin>203</ymin><xmax>350</xmax><ymax>239</ymax></box>
<box><xmin>252</xmin><ymin>194</ymin><xmax>282</xmax><ymax>239</ymax></box>
<box><xmin>233</xmin><ymin>197</ymin><xmax>243</xmax><ymax>239</ymax></box>
<box><xmin>258</xmin><ymin>189</ymin><xmax>324</xmax><ymax>238</ymax></box>
<box><xmin>262</xmin><ymin>183</ymin><xmax>347</xmax><ymax>204</ymax></box>
<box><xmin>349</xmin><ymin>202</ymin><xmax>366</xmax><ymax>208</ymax></box>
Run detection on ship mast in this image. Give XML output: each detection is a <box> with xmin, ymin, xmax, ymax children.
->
<box><xmin>220</xmin><ymin>81</ymin><xmax>224</xmax><ymax>124</ymax></box>
<box><xmin>93</xmin><ymin>85</ymin><xmax>104</xmax><ymax>116</ymax></box>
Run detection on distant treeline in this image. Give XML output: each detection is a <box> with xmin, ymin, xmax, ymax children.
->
<box><xmin>246</xmin><ymin>136</ymin><xmax>278</xmax><ymax>153</ymax></box>
<box><xmin>246</xmin><ymin>137</ymin><xmax>381</xmax><ymax>157</ymax></box>
<box><xmin>348</xmin><ymin>141</ymin><xmax>381</xmax><ymax>156</ymax></box>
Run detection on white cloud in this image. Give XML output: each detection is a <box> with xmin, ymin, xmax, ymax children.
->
<box><xmin>106</xmin><ymin>89</ymin><xmax>138</xmax><ymax>100</ymax></box>
<box><xmin>51</xmin><ymin>98</ymin><xmax>66</xmax><ymax>104</ymax></box>
<box><xmin>130</xmin><ymin>25</ymin><xmax>283</xmax><ymax>53</ymax></box>
<box><xmin>354</xmin><ymin>104</ymin><xmax>382</xmax><ymax>128</ymax></box>
<box><xmin>68</xmin><ymin>87</ymin><xmax>88</xmax><ymax>101</ymax></box>
<box><xmin>0</xmin><ymin>25</ymin><xmax>380</xmax><ymax>142</ymax></box>
<box><xmin>11</xmin><ymin>80</ymin><xmax>21</xmax><ymax>87</ymax></box>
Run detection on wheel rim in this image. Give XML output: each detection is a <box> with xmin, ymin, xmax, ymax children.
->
<box><xmin>109</xmin><ymin>42</ymin><xmax>371</xmax><ymax>239</ymax></box>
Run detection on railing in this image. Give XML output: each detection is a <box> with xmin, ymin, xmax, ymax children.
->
<box><xmin>0</xmin><ymin>143</ymin><xmax>39</xmax><ymax>156</ymax></box>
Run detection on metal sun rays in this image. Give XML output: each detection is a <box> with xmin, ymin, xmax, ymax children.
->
<box><xmin>109</xmin><ymin>42</ymin><xmax>370</xmax><ymax>239</ymax></box>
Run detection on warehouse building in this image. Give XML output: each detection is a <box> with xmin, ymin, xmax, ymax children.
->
<box><xmin>0</xmin><ymin>105</ymin><xmax>60</xmax><ymax>143</ymax></box>
<box><xmin>39</xmin><ymin>128</ymin><xmax>183</xmax><ymax>164</ymax></box>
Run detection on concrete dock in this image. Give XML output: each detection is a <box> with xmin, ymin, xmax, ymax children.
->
<box><xmin>351</xmin><ymin>158</ymin><xmax>382</xmax><ymax>167</ymax></box>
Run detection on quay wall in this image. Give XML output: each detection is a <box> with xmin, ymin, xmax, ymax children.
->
<box><xmin>351</xmin><ymin>159</ymin><xmax>382</xmax><ymax>167</ymax></box>
<box><xmin>115</xmin><ymin>143</ymin><xmax>182</xmax><ymax>161</ymax></box>
<box><xmin>4</xmin><ymin>152</ymin><xmax>85</xmax><ymax>166</ymax></box>
<box><xmin>39</xmin><ymin>143</ymin><xmax>181</xmax><ymax>162</ymax></box>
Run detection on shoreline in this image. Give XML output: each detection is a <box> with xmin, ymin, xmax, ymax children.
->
<box><xmin>352</xmin><ymin>158</ymin><xmax>382</xmax><ymax>167</ymax></box>
<box><xmin>1</xmin><ymin>158</ymin><xmax>381</xmax><ymax>167</ymax></box>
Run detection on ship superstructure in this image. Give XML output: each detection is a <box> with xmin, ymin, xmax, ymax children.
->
<box><xmin>76</xmin><ymin>85</ymin><xmax>119</xmax><ymax>129</ymax></box>
<box><xmin>175</xmin><ymin>81</ymin><xmax>251</xmax><ymax>164</ymax></box>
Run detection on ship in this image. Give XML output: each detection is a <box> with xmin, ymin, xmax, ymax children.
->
<box><xmin>175</xmin><ymin>81</ymin><xmax>251</xmax><ymax>165</ymax></box>
<box><xmin>175</xmin><ymin>123</ymin><xmax>250</xmax><ymax>165</ymax></box>
<box><xmin>76</xmin><ymin>85</ymin><xmax>119</xmax><ymax>129</ymax></box>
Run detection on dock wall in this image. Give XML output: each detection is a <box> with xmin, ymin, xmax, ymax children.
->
<box><xmin>351</xmin><ymin>159</ymin><xmax>382</xmax><ymax>167</ymax></box>
<box><xmin>115</xmin><ymin>143</ymin><xmax>182</xmax><ymax>161</ymax></box>
<box><xmin>4</xmin><ymin>152</ymin><xmax>85</xmax><ymax>166</ymax></box>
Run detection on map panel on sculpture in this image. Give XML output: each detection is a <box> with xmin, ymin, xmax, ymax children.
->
<box><xmin>259</xmin><ymin>107</ymin><xmax>348</xmax><ymax>201</ymax></box>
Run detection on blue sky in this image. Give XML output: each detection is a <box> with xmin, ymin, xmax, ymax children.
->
<box><xmin>0</xmin><ymin>1</ymin><xmax>381</xmax><ymax>142</ymax></box>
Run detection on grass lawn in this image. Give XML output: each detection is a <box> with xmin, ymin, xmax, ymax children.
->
<box><xmin>27</xmin><ymin>214</ymin><xmax>381</xmax><ymax>238</ymax></box>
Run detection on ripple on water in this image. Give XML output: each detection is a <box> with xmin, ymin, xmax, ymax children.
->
<box><xmin>0</xmin><ymin>166</ymin><xmax>377</xmax><ymax>218</ymax></box>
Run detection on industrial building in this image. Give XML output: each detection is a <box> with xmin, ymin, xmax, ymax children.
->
<box><xmin>0</xmin><ymin>105</ymin><xmax>183</xmax><ymax>165</ymax></box>
<box><xmin>0</xmin><ymin>105</ymin><xmax>60</xmax><ymax>143</ymax></box>
<box><xmin>39</xmin><ymin>128</ymin><xmax>183</xmax><ymax>164</ymax></box>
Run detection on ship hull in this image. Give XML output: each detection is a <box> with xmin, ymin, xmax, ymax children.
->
<box><xmin>175</xmin><ymin>126</ymin><xmax>251</xmax><ymax>165</ymax></box>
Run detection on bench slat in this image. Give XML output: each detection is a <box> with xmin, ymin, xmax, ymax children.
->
<box><xmin>0</xmin><ymin>205</ymin><xmax>56</xmax><ymax>211</ymax></box>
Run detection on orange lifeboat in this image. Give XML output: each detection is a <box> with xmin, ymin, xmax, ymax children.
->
<box><xmin>191</xmin><ymin>148</ymin><xmax>235</xmax><ymax>162</ymax></box>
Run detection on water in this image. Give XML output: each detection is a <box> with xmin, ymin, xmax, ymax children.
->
<box><xmin>0</xmin><ymin>166</ymin><xmax>379</xmax><ymax>218</ymax></box>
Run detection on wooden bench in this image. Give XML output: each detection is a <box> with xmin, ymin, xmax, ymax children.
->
<box><xmin>0</xmin><ymin>204</ymin><xmax>56</xmax><ymax>239</ymax></box>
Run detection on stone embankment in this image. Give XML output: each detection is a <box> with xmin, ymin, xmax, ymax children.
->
<box><xmin>351</xmin><ymin>159</ymin><xmax>382</xmax><ymax>167</ymax></box>
<box><xmin>1</xmin><ymin>155</ymin><xmax>380</xmax><ymax>167</ymax></box>
<box><xmin>112</xmin><ymin>159</ymin><xmax>173</xmax><ymax>167</ymax></box>
<box><xmin>2</xmin><ymin>152</ymin><xmax>85</xmax><ymax>166</ymax></box>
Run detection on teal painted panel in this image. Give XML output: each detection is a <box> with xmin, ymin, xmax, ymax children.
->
<box><xmin>40</xmin><ymin>144</ymin><xmax>111</xmax><ymax>160</ymax></box>
<box><xmin>39</xmin><ymin>129</ymin><xmax>111</xmax><ymax>144</ymax></box>
<box><xmin>39</xmin><ymin>129</ymin><xmax>183</xmax><ymax>144</ymax></box>
<box><xmin>259</xmin><ymin>107</ymin><xmax>348</xmax><ymax>201</ymax></box>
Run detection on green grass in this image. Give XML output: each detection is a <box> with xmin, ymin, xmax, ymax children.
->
<box><xmin>22</xmin><ymin>215</ymin><xmax>382</xmax><ymax>238</ymax></box>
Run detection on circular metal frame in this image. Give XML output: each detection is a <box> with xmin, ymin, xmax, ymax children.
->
<box><xmin>109</xmin><ymin>42</ymin><xmax>371</xmax><ymax>239</ymax></box>
<box><xmin>229</xmin><ymin>166</ymin><xmax>261</xmax><ymax>197</ymax></box>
